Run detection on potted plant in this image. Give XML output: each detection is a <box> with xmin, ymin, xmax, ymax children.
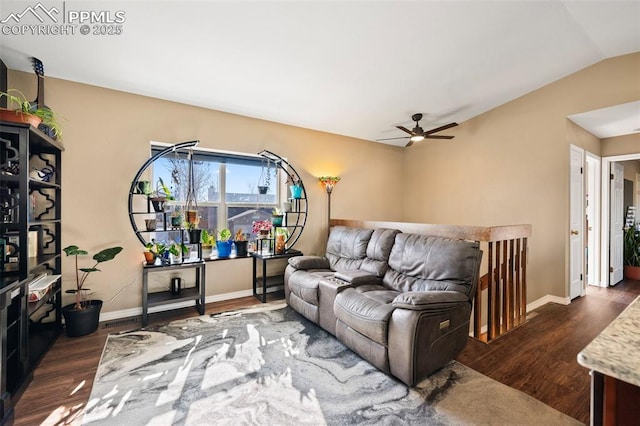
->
<box><xmin>0</xmin><ymin>89</ymin><xmax>63</xmax><ymax>138</ymax></box>
<box><xmin>216</xmin><ymin>228</ymin><xmax>233</xmax><ymax>258</ymax></box>
<box><xmin>186</xmin><ymin>220</ymin><xmax>201</xmax><ymax>245</ymax></box>
<box><xmin>234</xmin><ymin>229</ymin><xmax>248</xmax><ymax>256</ymax></box>
<box><xmin>252</xmin><ymin>220</ymin><xmax>272</xmax><ymax>238</ymax></box>
<box><xmin>201</xmin><ymin>229</ymin><xmax>216</xmax><ymax>258</ymax></box>
<box><xmin>169</xmin><ymin>242</ymin><xmax>189</xmax><ymax>264</ymax></box>
<box><xmin>624</xmin><ymin>225</ymin><xmax>640</xmax><ymax>280</ymax></box>
<box><xmin>62</xmin><ymin>244</ymin><xmax>123</xmax><ymax>337</ymax></box>
<box><xmin>149</xmin><ymin>177</ymin><xmax>174</xmax><ymax>212</ymax></box>
<box><xmin>171</xmin><ymin>207</ymin><xmax>183</xmax><ymax>229</ymax></box>
<box><xmin>271</xmin><ymin>207</ymin><xmax>284</xmax><ymax>226</ymax></box>
<box><xmin>287</xmin><ymin>176</ymin><xmax>303</xmax><ymax>199</ymax></box>
<box><xmin>145</xmin><ymin>239</ymin><xmax>169</xmax><ymax>264</ymax></box>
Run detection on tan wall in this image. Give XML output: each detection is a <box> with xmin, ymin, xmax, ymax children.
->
<box><xmin>601</xmin><ymin>133</ymin><xmax>640</xmax><ymax>157</ymax></box>
<box><xmin>8</xmin><ymin>70</ymin><xmax>405</xmax><ymax>314</ymax></box>
<box><xmin>404</xmin><ymin>52</ymin><xmax>640</xmax><ymax>302</ymax></box>
<box><xmin>567</xmin><ymin>120</ymin><xmax>601</xmax><ymax>156</ymax></box>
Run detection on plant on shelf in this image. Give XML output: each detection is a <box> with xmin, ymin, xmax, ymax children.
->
<box><xmin>216</xmin><ymin>228</ymin><xmax>233</xmax><ymax>258</ymax></box>
<box><xmin>624</xmin><ymin>224</ymin><xmax>640</xmax><ymax>280</ymax></box>
<box><xmin>287</xmin><ymin>175</ymin><xmax>303</xmax><ymax>199</ymax></box>
<box><xmin>185</xmin><ymin>218</ymin><xmax>202</xmax><ymax>244</ymax></box>
<box><xmin>0</xmin><ymin>89</ymin><xmax>64</xmax><ymax>138</ymax></box>
<box><xmin>252</xmin><ymin>219</ymin><xmax>273</xmax><ymax>236</ymax></box>
<box><xmin>145</xmin><ymin>239</ymin><xmax>168</xmax><ymax>264</ymax></box>
<box><xmin>171</xmin><ymin>207</ymin><xmax>183</xmax><ymax>229</ymax></box>
<box><xmin>200</xmin><ymin>229</ymin><xmax>215</xmax><ymax>258</ymax></box>
<box><xmin>271</xmin><ymin>207</ymin><xmax>284</xmax><ymax>226</ymax></box>
<box><xmin>150</xmin><ymin>177</ymin><xmax>174</xmax><ymax>212</ymax></box>
<box><xmin>169</xmin><ymin>242</ymin><xmax>189</xmax><ymax>260</ymax></box>
<box><xmin>234</xmin><ymin>229</ymin><xmax>248</xmax><ymax>257</ymax></box>
<box><xmin>62</xmin><ymin>244</ymin><xmax>123</xmax><ymax>337</ymax></box>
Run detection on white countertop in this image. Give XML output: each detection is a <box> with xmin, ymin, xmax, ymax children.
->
<box><xmin>577</xmin><ymin>295</ymin><xmax>640</xmax><ymax>387</ymax></box>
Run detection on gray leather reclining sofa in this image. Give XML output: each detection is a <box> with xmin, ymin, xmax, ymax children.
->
<box><xmin>284</xmin><ymin>226</ymin><xmax>483</xmax><ymax>386</ymax></box>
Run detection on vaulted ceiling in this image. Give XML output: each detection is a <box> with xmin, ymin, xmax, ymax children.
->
<box><xmin>1</xmin><ymin>1</ymin><xmax>639</xmax><ymax>145</ymax></box>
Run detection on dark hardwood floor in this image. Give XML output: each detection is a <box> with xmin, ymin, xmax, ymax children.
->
<box><xmin>15</xmin><ymin>281</ymin><xmax>640</xmax><ymax>425</ymax></box>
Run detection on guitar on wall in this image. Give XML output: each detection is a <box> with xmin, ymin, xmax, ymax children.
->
<box><xmin>30</xmin><ymin>57</ymin><xmax>57</xmax><ymax>139</ymax></box>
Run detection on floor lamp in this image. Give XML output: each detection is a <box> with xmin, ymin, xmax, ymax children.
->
<box><xmin>319</xmin><ymin>176</ymin><xmax>341</xmax><ymax>235</ymax></box>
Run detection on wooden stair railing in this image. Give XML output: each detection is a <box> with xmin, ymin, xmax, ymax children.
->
<box><xmin>330</xmin><ymin>219</ymin><xmax>532</xmax><ymax>344</ymax></box>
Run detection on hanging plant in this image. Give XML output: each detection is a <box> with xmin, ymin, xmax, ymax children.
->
<box><xmin>184</xmin><ymin>149</ymin><xmax>199</xmax><ymax>226</ymax></box>
<box><xmin>257</xmin><ymin>159</ymin><xmax>272</xmax><ymax>194</ymax></box>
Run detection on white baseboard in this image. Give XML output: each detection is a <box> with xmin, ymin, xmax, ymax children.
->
<box><xmin>469</xmin><ymin>294</ymin><xmax>572</xmax><ymax>337</ymax></box>
<box><xmin>99</xmin><ymin>286</ymin><xmax>284</xmax><ymax>324</ymax></box>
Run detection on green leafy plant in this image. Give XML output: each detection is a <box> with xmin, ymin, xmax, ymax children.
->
<box><xmin>217</xmin><ymin>228</ymin><xmax>232</xmax><ymax>242</ymax></box>
<box><xmin>63</xmin><ymin>245</ymin><xmax>123</xmax><ymax>310</ymax></box>
<box><xmin>624</xmin><ymin>225</ymin><xmax>640</xmax><ymax>267</ymax></box>
<box><xmin>272</xmin><ymin>207</ymin><xmax>283</xmax><ymax>216</ymax></box>
<box><xmin>145</xmin><ymin>239</ymin><xmax>167</xmax><ymax>256</ymax></box>
<box><xmin>201</xmin><ymin>229</ymin><xmax>216</xmax><ymax>246</ymax></box>
<box><xmin>169</xmin><ymin>242</ymin><xmax>188</xmax><ymax>256</ymax></box>
<box><xmin>0</xmin><ymin>89</ymin><xmax>64</xmax><ymax>139</ymax></box>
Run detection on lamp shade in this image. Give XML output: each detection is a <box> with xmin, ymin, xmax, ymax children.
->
<box><xmin>319</xmin><ymin>176</ymin><xmax>341</xmax><ymax>194</ymax></box>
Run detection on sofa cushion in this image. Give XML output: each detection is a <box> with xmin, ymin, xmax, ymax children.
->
<box><xmin>288</xmin><ymin>270</ymin><xmax>333</xmax><ymax>306</ymax></box>
<box><xmin>288</xmin><ymin>256</ymin><xmax>330</xmax><ymax>270</ymax></box>
<box><xmin>384</xmin><ymin>234</ymin><xmax>481</xmax><ymax>298</ymax></box>
<box><xmin>392</xmin><ymin>290</ymin><xmax>468</xmax><ymax>311</ymax></box>
<box><xmin>326</xmin><ymin>227</ymin><xmax>374</xmax><ymax>271</ymax></box>
<box><xmin>334</xmin><ymin>288</ymin><xmax>395</xmax><ymax>346</ymax></box>
<box><xmin>360</xmin><ymin>228</ymin><xmax>401</xmax><ymax>277</ymax></box>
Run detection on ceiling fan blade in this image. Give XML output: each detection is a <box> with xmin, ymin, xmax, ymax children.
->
<box><xmin>424</xmin><ymin>122</ymin><xmax>458</xmax><ymax>135</ymax></box>
<box><xmin>405</xmin><ymin>139</ymin><xmax>414</xmax><ymax>147</ymax></box>
<box><xmin>376</xmin><ymin>136</ymin><xmax>410</xmax><ymax>141</ymax></box>
<box><xmin>425</xmin><ymin>135</ymin><xmax>455</xmax><ymax>139</ymax></box>
<box><xmin>396</xmin><ymin>125</ymin><xmax>415</xmax><ymax>135</ymax></box>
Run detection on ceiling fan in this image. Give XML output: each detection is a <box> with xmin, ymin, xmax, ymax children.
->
<box><xmin>377</xmin><ymin>113</ymin><xmax>458</xmax><ymax>147</ymax></box>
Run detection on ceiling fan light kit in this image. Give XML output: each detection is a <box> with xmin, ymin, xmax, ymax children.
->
<box><xmin>377</xmin><ymin>113</ymin><xmax>458</xmax><ymax>147</ymax></box>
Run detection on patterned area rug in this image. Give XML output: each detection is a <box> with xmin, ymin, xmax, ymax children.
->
<box><xmin>83</xmin><ymin>303</ymin><xmax>581</xmax><ymax>425</ymax></box>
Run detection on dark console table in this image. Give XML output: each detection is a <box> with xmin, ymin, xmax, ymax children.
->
<box><xmin>252</xmin><ymin>250</ymin><xmax>302</xmax><ymax>303</ymax></box>
<box><xmin>142</xmin><ymin>260</ymin><xmax>206</xmax><ymax>326</ymax></box>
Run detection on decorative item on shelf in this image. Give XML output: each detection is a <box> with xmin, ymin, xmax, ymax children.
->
<box><xmin>271</xmin><ymin>207</ymin><xmax>284</xmax><ymax>226</ymax></box>
<box><xmin>143</xmin><ymin>250</ymin><xmax>156</xmax><ymax>265</ymax></box>
<box><xmin>216</xmin><ymin>228</ymin><xmax>233</xmax><ymax>258</ymax></box>
<box><xmin>200</xmin><ymin>229</ymin><xmax>215</xmax><ymax>258</ymax></box>
<box><xmin>288</xmin><ymin>176</ymin><xmax>303</xmax><ymax>199</ymax></box>
<box><xmin>282</xmin><ymin>201</ymin><xmax>292</xmax><ymax>212</ymax></box>
<box><xmin>234</xmin><ymin>229</ymin><xmax>248</xmax><ymax>257</ymax></box>
<box><xmin>170</xmin><ymin>277</ymin><xmax>182</xmax><ymax>295</ymax></box>
<box><xmin>149</xmin><ymin>177</ymin><xmax>174</xmax><ymax>213</ymax></box>
<box><xmin>135</xmin><ymin>180</ymin><xmax>152</xmax><ymax>195</ymax></box>
<box><xmin>624</xmin><ymin>224</ymin><xmax>640</xmax><ymax>280</ymax></box>
<box><xmin>319</xmin><ymin>176</ymin><xmax>341</xmax><ymax>235</ymax></box>
<box><xmin>30</xmin><ymin>166</ymin><xmax>54</xmax><ymax>182</ymax></box>
<box><xmin>29</xmin><ymin>57</ymin><xmax>64</xmax><ymax>139</ymax></box>
<box><xmin>171</xmin><ymin>207</ymin><xmax>183</xmax><ymax>229</ymax></box>
<box><xmin>62</xmin><ymin>244</ymin><xmax>123</xmax><ymax>337</ymax></box>
<box><xmin>253</xmin><ymin>220</ymin><xmax>272</xmax><ymax>238</ymax></box>
<box><xmin>275</xmin><ymin>227</ymin><xmax>289</xmax><ymax>254</ymax></box>
<box><xmin>145</xmin><ymin>218</ymin><xmax>157</xmax><ymax>231</ymax></box>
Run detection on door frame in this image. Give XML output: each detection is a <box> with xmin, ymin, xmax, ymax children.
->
<box><xmin>569</xmin><ymin>145</ymin><xmax>586</xmax><ymax>298</ymax></box>
<box><xmin>601</xmin><ymin>153</ymin><xmax>640</xmax><ymax>286</ymax></box>
<box><xmin>585</xmin><ymin>152</ymin><xmax>601</xmax><ymax>287</ymax></box>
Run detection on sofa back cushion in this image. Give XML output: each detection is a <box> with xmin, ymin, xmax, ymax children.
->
<box><xmin>326</xmin><ymin>226</ymin><xmax>374</xmax><ymax>271</ymax></box>
<box><xmin>361</xmin><ymin>228</ymin><xmax>401</xmax><ymax>277</ymax></box>
<box><xmin>383</xmin><ymin>233</ymin><xmax>481</xmax><ymax>298</ymax></box>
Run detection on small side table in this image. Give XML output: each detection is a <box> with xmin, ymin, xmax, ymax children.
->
<box><xmin>142</xmin><ymin>260</ymin><xmax>206</xmax><ymax>326</ymax></box>
<box><xmin>252</xmin><ymin>250</ymin><xmax>302</xmax><ymax>303</ymax></box>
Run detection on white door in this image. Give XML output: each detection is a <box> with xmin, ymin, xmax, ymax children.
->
<box><xmin>610</xmin><ymin>162</ymin><xmax>624</xmax><ymax>285</ymax></box>
<box><xmin>569</xmin><ymin>146</ymin><xmax>584</xmax><ymax>299</ymax></box>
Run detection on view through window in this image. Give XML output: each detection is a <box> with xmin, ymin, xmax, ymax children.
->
<box><xmin>151</xmin><ymin>146</ymin><xmax>278</xmax><ymax>241</ymax></box>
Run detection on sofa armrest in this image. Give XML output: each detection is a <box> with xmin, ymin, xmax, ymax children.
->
<box><xmin>334</xmin><ymin>270</ymin><xmax>379</xmax><ymax>285</ymax></box>
<box><xmin>392</xmin><ymin>291</ymin><xmax>468</xmax><ymax>311</ymax></box>
<box><xmin>288</xmin><ymin>255</ymin><xmax>330</xmax><ymax>270</ymax></box>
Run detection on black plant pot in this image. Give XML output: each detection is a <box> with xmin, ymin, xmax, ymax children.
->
<box><xmin>235</xmin><ymin>240</ymin><xmax>248</xmax><ymax>257</ymax></box>
<box><xmin>188</xmin><ymin>229</ymin><xmax>202</xmax><ymax>244</ymax></box>
<box><xmin>258</xmin><ymin>186</ymin><xmax>268</xmax><ymax>195</ymax></box>
<box><xmin>62</xmin><ymin>300</ymin><xmax>103</xmax><ymax>337</ymax></box>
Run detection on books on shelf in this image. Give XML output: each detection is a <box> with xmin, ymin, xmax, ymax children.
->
<box><xmin>28</xmin><ymin>273</ymin><xmax>60</xmax><ymax>302</ymax></box>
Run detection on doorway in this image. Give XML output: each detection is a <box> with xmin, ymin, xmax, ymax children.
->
<box><xmin>601</xmin><ymin>153</ymin><xmax>640</xmax><ymax>287</ymax></box>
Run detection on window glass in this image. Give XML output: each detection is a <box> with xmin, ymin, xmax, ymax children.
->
<box><xmin>151</xmin><ymin>147</ymin><xmax>277</xmax><ymax>237</ymax></box>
